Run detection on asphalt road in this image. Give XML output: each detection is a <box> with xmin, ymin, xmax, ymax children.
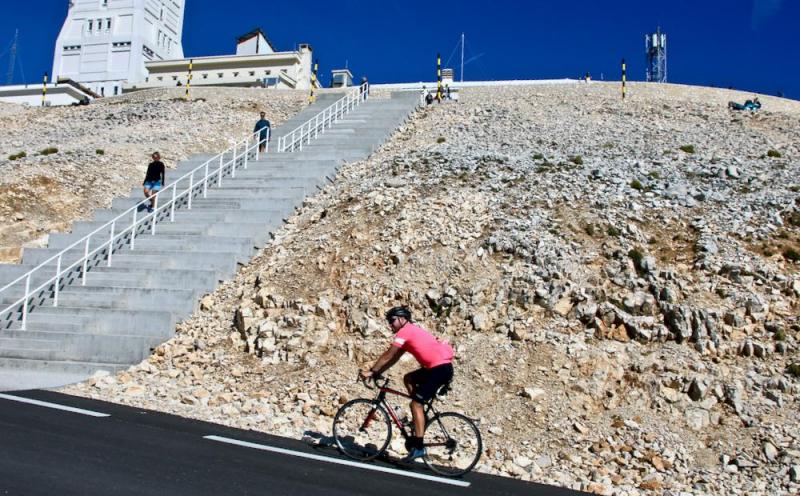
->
<box><xmin>0</xmin><ymin>390</ymin><xmax>586</xmax><ymax>495</ymax></box>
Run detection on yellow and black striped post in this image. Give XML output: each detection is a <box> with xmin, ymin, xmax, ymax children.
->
<box><xmin>621</xmin><ymin>58</ymin><xmax>626</xmax><ymax>100</ymax></box>
<box><xmin>309</xmin><ymin>59</ymin><xmax>318</xmax><ymax>103</ymax></box>
<box><xmin>185</xmin><ymin>59</ymin><xmax>193</xmax><ymax>100</ymax></box>
<box><xmin>41</xmin><ymin>72</ymin><xmax>48</xmax><ymax>107</ymax></box>
<box><xmin>436</xmin><ymin>53</ymin><xmax>442</xmax><ymax>101</ymax></box>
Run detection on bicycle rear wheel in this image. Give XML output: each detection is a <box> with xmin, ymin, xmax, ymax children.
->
<box><xmin>423</xmin><ymin>412</ymin><xmax>482</xmax><ymax>476</ymax></box>
<box><xmin>333</xmin><ymin>399</ymin><xmax>392</xmax><ymax>461</ymax></box>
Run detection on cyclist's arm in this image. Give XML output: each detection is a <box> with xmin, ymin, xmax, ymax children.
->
<box><xmin>363</xmin><ymin>345</ymin><xmax>404</xmax><ymax>377</ymax></box>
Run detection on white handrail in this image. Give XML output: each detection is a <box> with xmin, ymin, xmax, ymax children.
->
<box><xmin>277</xmin><ymin>84</ymin><xmax>369</xmax><ymax>153</ymax></box>
<box><xmin>0</xmin><ymin>126</ymin><xmax>272</xmax><ymax>330</ymax></box>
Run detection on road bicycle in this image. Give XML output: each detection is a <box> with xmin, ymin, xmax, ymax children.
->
<box><xmin>332</xmin><ymin>375</ymin><xmax>482</xmax><ymax>477</ymax></box>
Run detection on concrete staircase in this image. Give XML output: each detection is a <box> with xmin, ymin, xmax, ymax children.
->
<box><xmin>0</xmin><ymin>90</ymin><xmax>420</xmax><ymax>390</ymax></box>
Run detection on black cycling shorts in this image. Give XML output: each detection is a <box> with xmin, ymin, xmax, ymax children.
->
<box><xmin>407</xmin><ymin>363</ymin><xmax>454</xmax><ymax>403</ymax></box>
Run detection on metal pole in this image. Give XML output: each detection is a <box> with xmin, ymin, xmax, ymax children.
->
<box><xmin>170</xmin><ymin>183</ymin><xmax>176</xmax><ymax>221</ymax></box>
<box><xmin>151</xmin><ymin>193</ymin><xmax>158</xmax><ymax>235</ymax></box>
<box><xmin>107</xmin><ymin>221</ymin><xmax>115</xmax><ymax>266</ymax></box>
<box><xmin>131</xmin><ymin>208</ymin><xmax>137</xmax><ymax>250</ymax></box>
<box><xmin>21</xmin><ymin>274</ymin><xmax>30</xmax><ymax>330</ymax></box>
<box><xmin>437</xmin><ymin>53</ymin><xmax>442</xmax><ymax>101</ymax></box>
<box><xmin>231</xmin><ymin>143</ymin><xmax>237</xmax><ymax>178</ymax></box>
<box><xmin>266</xmin><ymin>128</ymin><xmax>270</xmax><ymax>153</ymax></box>
<box><xmin>218</xmin><ymin>154</ymin><xmax>223</xmax><ymax>187</ymax></box>
<box><xmin>188</xmin><ymin>171</ymin><xmax>194</xmax><ymax>209</ymax></box>
<box><xmin>244</xmin><ymin>137</ymin><xmax>249</xmax><ymax>169</ymax></box>
<box><xmin>41</xmin><ymin>72</ymin><xmax>48</xmax><ymax>107</ymax></box>
<box><xmin>54</xmin><ymin>254</ymin><xmax>62</xmax><ymax>307</ymax></box>
<box><xmin>204</xmin><ymin>162</ymin><xmax>209</xmax><ymax>197</ymax></box>
<box><xmin>621</xmin><ymin>58</ymin><xmax>627</xmax><ymax>100</ymax></box>
<box><xmin>82</xmin><ymin>237</ymin><xmax>89</xmax><ymax>285</ymax></box>
<box><xmin>460</xmin><ymin>33</ymin><xmax>465</xmax><ymax>82</ymax></box>
<box><xmin>185</xmin><ymin>59</ymin><xmax>193</xmax><ymax>100</ymax></box>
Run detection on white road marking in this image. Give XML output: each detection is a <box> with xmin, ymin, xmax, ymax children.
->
<box><xmin>0</xmin><ymin>393</ymin><xmax>110</xmax><ymax>417</ymax></box>
<box><xmin>204</xmin><ymin>435</ymin><xmax>471</xmax><ymax>488</ymax></box>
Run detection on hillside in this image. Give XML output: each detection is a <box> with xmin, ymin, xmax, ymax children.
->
<box><xmin>0</xmin><ymin>88</ymin><xmax>306</xmax><ymax>262</ymax></box>
<box><xmin>57</xmin><ymin>82</ymin><xmax>800</xmax><ymax>495</ymax></box>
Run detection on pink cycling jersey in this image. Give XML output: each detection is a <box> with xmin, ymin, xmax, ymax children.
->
<box><xmin>392</xmin><ymin>323</ymin><xmax>454</xmax><ymax>369</ymax></box>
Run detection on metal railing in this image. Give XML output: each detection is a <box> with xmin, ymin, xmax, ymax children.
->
<box><xmin>0</xmin><ymin>126</ymin><xmax>272</xmax><ymax>331</ymax></box>
<box><xmin>277</xmin><ymin>83</ymin><xmax>369</xmax><ymax>153</ymax></box>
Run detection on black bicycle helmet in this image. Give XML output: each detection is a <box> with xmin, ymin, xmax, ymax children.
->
<box><xmin>385</xmin><ymin>306</ymin><xmax>412</xmax><ymax>322</ymax></box>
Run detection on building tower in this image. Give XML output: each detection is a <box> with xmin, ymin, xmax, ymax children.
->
<box><xmin>52</xmin><ymin>0</ymin><xmax>185</xmax><ymax>97</ymax></box>
<box><xmin>645</xmin><ymin>27</ymin><xmax>667</xmax><ymax>83</ymax></box>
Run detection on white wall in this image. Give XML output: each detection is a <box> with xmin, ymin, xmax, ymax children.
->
<box><xmin>52</xmin><ymin>0</ymin><xmax>185</xmax><ymax>97</ymax></box>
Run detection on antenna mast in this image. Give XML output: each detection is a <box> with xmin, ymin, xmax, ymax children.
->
<box><xmin>7</xmin><ymin>29</ymin><xmax>18</xmax><ymax>85</ymax></box>
<box><xmin>460</xmin><ymin>32</ymin><xmax>465</xmax><ymax>82</ymax></box>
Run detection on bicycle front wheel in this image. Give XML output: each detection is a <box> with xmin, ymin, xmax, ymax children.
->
<box><xmin>332</xmin><ymin>399</ymin><xmax>392</xmax><ymax>461</ymax></box>
<box><xmin>423</xmin><ymin>412</ymin><xmax>482</xmax><ymax>476</ymax></box>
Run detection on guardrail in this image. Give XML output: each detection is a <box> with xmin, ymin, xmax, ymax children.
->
<box><xmin>277</xmin><ymin>83</ymin><xmax>369</xmax><ymax>153</ymax></box>
<box><xmin>0</xmin><ymin>126</ymin><xmax>272</xmax><ymax>331</ymax></box>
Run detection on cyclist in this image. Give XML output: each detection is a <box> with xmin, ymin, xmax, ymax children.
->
<box><xmin>359</xmin><ymin>306</ymin><xmax>454</xmax><ymax>462</ymax></box>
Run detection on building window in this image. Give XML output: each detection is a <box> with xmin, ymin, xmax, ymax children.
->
<box><xmin>217</xmin><ymin>73</ymin><xmax>223</xmax><ymax>78</ymax></box>
<box><xmin>157</xmin><ymin>76</ymin><xmax>163</xmax><ymax>81</ymax></box>
<box><xmin>172</xmin><ymin>76</ymin><xmax>178</xmax><ymax>81</ymax></box>
<box><xmin>202</xmin><ymin>74</ymin><xmax>208</xmax><ymax>79</ymax></box>
<box><xmin>106</xmin><ymin>18</ymin><xmax>112</xmax><ymax>31</ymax></box>
<box><xmin>100</xmin><ymin>87</ymin><xmax>105</xmax><ymax>96</ymax></box>
<box><xmin>233</xmin><ymin>72</ymin><xmax>239</xmax><ymax>77</ymax></box>
<box><xmin>264</xmin><ymin>70</ymin><xmax>271</xmax><ymax>75</ymax></box>
<box><xmin>248</xmin><ymin>71</ymin><xmax>255</xmax><ymax>76</ymax></box>
<box><xmin>101</xmin><ymin>0</ymin><xmax>108</xmax><ymax>6</ymax></box>
<box><xmin>87</xmin><ymin>20</ymin><xmax>93</xmax><ymax>32</ymax></box>
<box><xmin>113</xmin><ymin>86</ymin><xmax>118</xmax><ymax>95</ymax></box>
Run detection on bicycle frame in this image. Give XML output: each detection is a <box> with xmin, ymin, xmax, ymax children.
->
<box><xmin>361</xmin><ymin>378</ymin><xmax>449</xmax><ymax>449</ymax></box>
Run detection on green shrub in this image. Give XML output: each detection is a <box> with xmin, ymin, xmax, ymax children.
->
<box><xmin>8</xmin><ymin>151</ymin><xmax>26</xmax><ymax>161</ymax></box>
<box><xmin>584</xmin><ymin>224</ymin><xmax>596</xmax><ymax>236</ymax></box>
<box><xmin>647</xmin><ymin>171</ymin><xmax>661</xmax><ymax>180</ymax></box>
<box><xmin>96</xmin><ymin>149</ymin><xmax>105</xmax><ymax>155</ymax></box>
<box><xmin>569</xmin><ymin>155</ymin><xmax>584</xmax><ymax>165</ymax></box>
<box><xmin>628</xmin><ymin>248</ymin><xmax>644</xmax><ymax>268</ymax></box>
<box><xmin>767</xmin><ymin>149</ymin><xmax>782</xmax><ymax>158</ymax></box>
<box><xmin>789</xmin><ymin>185</ymin><xmax>800</xmax><ymax>193</ymax></box>
<box><xmin>533</xmin><ymin>153</ymin><xmax>544</xmax><ymax>160</ymax></box>
<box><xmin>788</xmin><ymin>363</ymin><xmax>800</xmax><ymax>378</ymax></box>
<box><xmin>679</xmin><ymin>145</ymin><xmax>695</xmax><ymax>154</ymax></box>
<box><xmin>788</xmin><ymin>212</ymin><xmax>800</xmax><ymax>227</ymax></box>
<box><xmin>783</xmin><ymin>248</ymin><xmax>800</xmax><ymax>262</ymax></box>
<box><xmin>39</xmin><ymin>147</ymin><xmax>58</xmax><ymax>156</ymax></box>
<box><xmin>774</xmin><ymin>328</ymin><xmax>786</xmax><ymax>341</ymax></box>
<box><xmin>630</xmin><ymin>179</ymin><xmax>644</xmax><ymax>190</ymax></box>
<box><xmin>607</xmin><ymin>225</ymin><xmax>621</xmax><ymax>237</ymax></box>
<box><xmin>436</xmin><ymin>136</ymin><xmax>446</xmax><ymax>144</ymax></box>
<box><xmin>602</xmin><ymin>142</ymin><xmax>614</xmax><ymax>149</ymax></box>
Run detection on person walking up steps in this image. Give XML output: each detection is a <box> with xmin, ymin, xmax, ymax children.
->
<box><xmin>141</xmin><ymin>152</ymin><xmax>165</xmax><ymax>214</ymax></box>
<box><xmin>254</xmin><ymin>111</ymin><xmax>271</xmax><ymax>153</ymax></box>
<box><xmin>359</xmin><ymin>306</ymin><xmax>454</xmax><ymax>462</ymax></box>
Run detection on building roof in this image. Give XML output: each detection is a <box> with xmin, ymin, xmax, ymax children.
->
<box><xmin>236</xmin><ymin>28</ymin><xmax>277</xmax><ymax>53</ymax></box>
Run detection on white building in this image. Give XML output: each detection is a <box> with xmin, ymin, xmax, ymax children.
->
<box><xmin>51</xmin><ymin>0</ymin><xmax>185</xmax><ymax>97</ymax></box>
<box><xmin>132</xmin><ymin>29</ymin><xmax>315</xmax><ymax>91</ymax></box>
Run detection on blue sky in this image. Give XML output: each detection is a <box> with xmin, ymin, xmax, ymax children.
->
<box><xmin>2</xmin><ymin>0</ymin><xmax>798</xmax><ymax>98</ymax></box>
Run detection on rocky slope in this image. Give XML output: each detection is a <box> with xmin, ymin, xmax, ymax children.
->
<box><xmin>0</xmin><ymin>87</ymin><xmax>306</xmax><ymax>262</ymax></box>
<box><xmin>58</xmin><ymin>82</ymin><xmax>799</xmax><ymax>495</ymax></box>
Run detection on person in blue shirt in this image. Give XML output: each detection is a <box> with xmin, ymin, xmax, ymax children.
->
<box><xmin>254</xmin><ymin>112</ymin><xmax>271</xmax><ymax>152</ymax></box>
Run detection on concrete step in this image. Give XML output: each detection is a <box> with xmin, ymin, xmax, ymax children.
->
<box><xmin>0</xmin><ymin>332</ymin><xmax>159</xmax><ymax>364</ymax></box>
<box><xmin>23</xmin><ymin>306</ymin><xmax>174</xmax><ymax>337</ymax></box>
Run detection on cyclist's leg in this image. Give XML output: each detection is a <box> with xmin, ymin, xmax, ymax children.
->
<box><xmin>408</xmin><ymin>364</ymin><xmax>454</xmax><ymax>453</ymax></box>
<box><xmin>403</xmin><ymin>368</ymin><xmax>426</xmax><ymax>396</ymax></box>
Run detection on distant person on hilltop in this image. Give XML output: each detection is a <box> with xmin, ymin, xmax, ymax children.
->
<box><xmin>141</xmin><ymin>152</ymin><xmax>165</xmax><ymax>214</ymax></box>
<box><xmin>360</xmin><ymin>76</ymin><xmax>369</xmax><ymax>100</ymax></box>
<box><xmin>254</xmin><ymin>112</ymin><xmax>271</xmax><ymax>153</ymax></box>
<box><xmin>728</xmin><ymin>97</ymin><xmax>761</xmax><ymax>111</ymax></box>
